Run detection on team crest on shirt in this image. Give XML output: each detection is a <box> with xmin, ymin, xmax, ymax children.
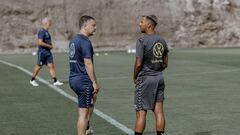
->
<box><xmin>45</xmin><ymin>32</ymin><xmax>49</xmax><ymax>37</ymax></box>
<box><xmin>69</xmin><ymin>43</ymin><xmax>75</xmax><ymax>58</ymax></box>
<box><xmin>153</xmin><ymin>42</ymin><xmax>164</xmax><ymax>58</ymax></box>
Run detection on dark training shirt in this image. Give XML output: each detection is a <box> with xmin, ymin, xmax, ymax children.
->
<box><xmin>38</xmin><ymin>28</ymin><xmax>52</xmax><ymax>52</ymax></box>
<box><xmin>69</xmin><ymin>34</ymin><xmax>94</xmax><ymax>79</ymax></box>
<box><xmin>136</xmin><ymin>35</ymin><xmax>169</xmax><ymax>76</ymax></box>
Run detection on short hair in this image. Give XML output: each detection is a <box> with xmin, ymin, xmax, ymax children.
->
<box><xmin>42</xmin><ymin>17</ymin><xmax>50</xmax><ymax>24</ymax></box>
<box><xmin>79</xmin><ymin>15</ymin><xmax>95</xmax><ymax>29</ymax></box>
<box><xmin>143</xmin><ymin>15</ymin><xmax>158</xmax><ymax>27</ymax></box>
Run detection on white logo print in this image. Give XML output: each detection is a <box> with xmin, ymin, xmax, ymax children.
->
<box><xmin>45</xmin><ymin>32</ymin><xmax>49</xmax><ymax>37</ymax></box>
<box><xmin>69</xmin><ymin>43</ymin><xmax>75</xmax><ymax>58</ymax></box>
<box><xmin>153</xmin><ymin>42</ymin><xmax>164</xmax><ymax>58</ymax></box>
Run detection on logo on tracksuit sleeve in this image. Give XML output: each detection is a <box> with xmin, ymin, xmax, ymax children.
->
<box><xmin>69</xmin><ymin>43</ymin><xmax>76</xmax><ymax>58</ymax></box>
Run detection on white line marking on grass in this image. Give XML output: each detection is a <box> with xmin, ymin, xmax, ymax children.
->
<box><xmin>96</xmin><ymin>68</ymin><xmax>240</xmax><ymax>80</ymax></box>
<box><xmin>0</xmin><ymin>60</ymin><xmax>134</xmax><ymax>135</ymax></box>
<box><xmin>167</xmin><ymin>68</ymin><xmax>240</xmax><ymax>77</ymax></box>
<box><xmin>49</xmin><ymin>68</ymin><xmax>240</xmax><ymax>82</ymax></box>
<box><xmin>47</xmin><ymin>76</ymin><xmax>130</xmax><ymax>82</ymax></box>
<box><xmin>98</xmin><ymin>76</ymin><xmax>130</xmax><ymax>80</ymax></box>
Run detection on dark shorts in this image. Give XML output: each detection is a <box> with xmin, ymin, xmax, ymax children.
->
<box><xmin>134</xmin><ymin>74</ymin><xmax>165</xmax><ymax>111</ymax></box>
<box><xmin>69</xmin><ymin>77</ymin><xmax>94</xmax><ymax>108</ymax></box>
<box><xmin>37</xmin><ymin>50</ymin><xmax>53</xmax><ymax>66</ymax></box>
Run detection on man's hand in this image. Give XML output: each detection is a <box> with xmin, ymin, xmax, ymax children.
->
<box><xmin>133</xmin><ymin>76</ymin><xmax>137</xmax><ymax>84</ymax></box>
<box><xmin>84</xmin><ymin>58</ymin><xmax>99</xmax><ymax>94</ymax></box>
<box><xmin>133</xmin><ymin>58</ymin><xmax>142</xmax><ymax>85</ymax></box>
<box><xmin>49</xmin><ymin>45</ymin><xmax>53</xmax><ymax>49</ymax></box>
<box><xmin>92</xmin><ymin>82</ymin><xmax>99</xmax><ymax>94</ymax></box>
<box><xmin>38</xmin><ymin>39</ymin><xmax>53</xmax><ymax>49</ymax></box>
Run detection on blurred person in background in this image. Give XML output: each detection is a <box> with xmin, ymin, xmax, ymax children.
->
<box><xmin>30</xmin><ymin>17</ymin><xmax>63</xmax><ymax>86</ymax></box>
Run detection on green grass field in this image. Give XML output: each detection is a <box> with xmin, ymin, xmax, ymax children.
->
<box><xmin>1</xmin><ymin>48</ymin><xmax>240</xmax><ymax>135</ymax></box>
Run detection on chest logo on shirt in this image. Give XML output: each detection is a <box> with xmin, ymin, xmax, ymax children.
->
<box><xmin>45</xmin><ymin>32</ymin><xmax>49</xmax><ymax>38</ymax></box>
<box><xmin>69</xmin><ymin>43</ymin><xmax>75</xmax><ymax>58</ymax></box>
<box><xmin>153</xmin><ymin>42</ymin><xmax>164</xmax><ymax>58</ymax></box>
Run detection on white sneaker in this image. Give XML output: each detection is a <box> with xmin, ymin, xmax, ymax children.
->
<box><xmin>53</xmin><ymin>80</ymin><xmax>63</xmax><ymax>86</ymax></box>
<box><xmin>86</xmin><ymin>127</ymin><xmax>93</xmax><ymax>135</ymax></box>
<box><xmin>30</xmin><ymin>80</ymin><xmax>39</xmax><ymax>86</ymax></box>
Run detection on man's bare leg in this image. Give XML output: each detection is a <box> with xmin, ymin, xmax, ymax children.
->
<box><xmin>135</xmin><ymin>110</ymin><xmax>147</xmax><ymax>134</ymax></box>
<box><xmin>47</xmin><ymin>63</ymin><xmax>56</xmax><ymax>79</ymax></box>
<box><xmin>31</xmin><ymin>65</ymin><xmax>42</xmax><ymax>79</ymax></box>
<box><xmin>77</xmin><ymin>108</ymin><xmax>89</xmax><ymax>135</ymax></box>
<box><xmin>154</xmin><ymin>102</ymin><xmax>165</xmax><ymax>134</ymax></box>
<box><xmin>86</xmin><ymin>94</ymin><xmax>97</xmax><ymax>134</ymax></box>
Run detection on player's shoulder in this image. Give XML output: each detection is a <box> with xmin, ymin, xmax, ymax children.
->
<box><xmin>137</xmin><ymin>36</ymin><xmax>144</xmax><ymax>43</ymax></box>
<box><xmin>38</xmin><ymin>28</ymin><xmax>43</xmax><ymax>34</ymax></box>
<box><xmin>156</xmin><ymin>35</ymin><xmax>169</xmax><ymax>50</ymax></box>
<box><xmin>152</xmin><ymin>34</ymin><xmax>167</xmax><ymax>44</ymax></box>
<box><xmin>39</xmin><ymin>28</ymin><xmax>46</xmax><ymax>33</ymax></box>
<box><xmin>70</xmin><ymin>34</ymin><xmax>91</xmax><ymax>45</ymax></box>
<box><xmin>158</xmin><ymin>35</ymin><xmax>166</xmax><ymax>40</ymax></box>
<box><xmin>142</xmin><ymin>34</ymin><xmax>160</xmax><ymax>40</ymax></box>
<box><xmin>75</xmin><ymin>34</ymin><xmax>89</xmax><ymax>41</ymax></box>
<box><xmin>38</xmin><ymin>28</ymin><xmax>48</xmax><ymax>35</ymax></box>
<box><xmin>79</xmin><ymin>35</ymin><xmax>92</xmax><ymax>46</ymax></box>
